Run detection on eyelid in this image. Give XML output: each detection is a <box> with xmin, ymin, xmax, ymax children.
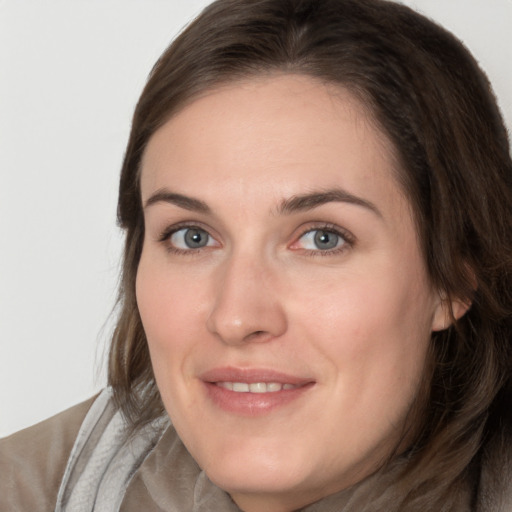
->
<box><xmin>158</xmin><ymin>220</ymin><xmax>215</xmax><ymax>240</ymax></box>
<box><xmin>289</xmin><ymin>223</ymin><xmax>356</xmax><ymax>254</ymax></box>
<box><xmin>157</xmin><ymin>221</ymin><xmax>221</xmax><ymax>253</ymax></box>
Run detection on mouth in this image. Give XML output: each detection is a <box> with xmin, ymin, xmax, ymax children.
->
<box><xmin>199</xmin><ymin>367</ymin><xmax>315</xmax><ymax>415</ymax></box>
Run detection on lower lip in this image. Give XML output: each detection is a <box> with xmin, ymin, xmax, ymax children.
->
<box><xmin>203</xmin><ymin>382</ymin><xmax>314</xmax><ymax>416</ymax></box>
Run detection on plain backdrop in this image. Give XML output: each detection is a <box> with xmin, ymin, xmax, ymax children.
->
<box><xmin>1</xmin><ymin>0</ymin><xmax>511</xmax><ymax>437</ymax></box>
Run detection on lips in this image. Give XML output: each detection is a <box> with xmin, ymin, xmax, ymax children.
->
<box><xmin>199</xmin><ymin>367</ymin><xmax>315</xmax><ymax>415</ymax></box>
<box><xmin>200</xmin><ymin>367</ymin><xmax>313</xmax><ymax>385</ymax></box>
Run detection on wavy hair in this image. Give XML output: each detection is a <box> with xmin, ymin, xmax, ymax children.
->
<box><xmin>109</xmin><ymin>0</ymin><xmax>512</xmax><ymax>508</ymax></box>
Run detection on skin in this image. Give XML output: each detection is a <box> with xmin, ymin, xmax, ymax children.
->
<box><xmin>136</xmin><ymin>74</ymin><xmax>454</xmax><ymax>512</ymax></box>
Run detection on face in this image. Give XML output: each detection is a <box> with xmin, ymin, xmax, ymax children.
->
<box><xmin>137</xmin><ymin>75</ymin><xmax>446</xmax><ymax>512</ymax></box>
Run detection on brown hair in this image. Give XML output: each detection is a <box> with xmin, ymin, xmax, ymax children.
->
<box><xmin>109</xmin><ymin>0</ymin><xmax>512</xmax><ymax>507</ymax></box>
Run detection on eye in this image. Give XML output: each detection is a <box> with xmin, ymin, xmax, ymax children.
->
<box><xmin>169</xmin><ymin>227</ymin><xmax>215</xmax><ymax>250</ymax></box>
<box><xmin>293</xmin><ymin>227</ymin><xmax>351</xmax><ymax>253</ymax></box>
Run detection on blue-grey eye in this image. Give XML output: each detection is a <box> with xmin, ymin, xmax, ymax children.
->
<box><xmin>314</xmin><ymin>230</ymin><xmax>340</xmax><ymax>249</ymax></box>
<box><xmin>298</xmin><ymin>229</ymin><xmax>344</xmax><ymax>251</ymax></box>
<box><xmin>170</xmin><ymin>227</ymin><xmax>212</xmax><ymax>249</ymax></box>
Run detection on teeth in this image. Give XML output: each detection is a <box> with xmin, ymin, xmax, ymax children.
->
<box><xmin>216</xmin><ymin>382</ymin><xmax>298</xmax><ymax>393</ymax></box>
<box><xmin>249</xmin><ymin>382</ymin><xmax>267</xmax><ymax>393</ymax></box>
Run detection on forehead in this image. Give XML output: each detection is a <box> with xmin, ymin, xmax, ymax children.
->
<box><xmin>140</xmin><ymin>74</ymin><xmax>406</xmax><ymax>216</ymax></box>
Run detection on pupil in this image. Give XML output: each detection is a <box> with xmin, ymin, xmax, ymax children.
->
<box><xmin>185</xmin><ymin>229</ymin><xmax>207</xmax><ymax>248</ymax></box>
<box><xmin>314</xmin><ymin>230</ymin><xmax>338</xmax><ymax>250</ymax></box>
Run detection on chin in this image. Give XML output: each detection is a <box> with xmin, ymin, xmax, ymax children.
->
<box><xmin>199</xmin><ymin>444</ymin><xmax>312</xmax><ymax>494</ymax></box>
<box><xmin>206</xmin><ymin>459</ymin><xmax>342</xmax><ymax>512</ymax></box>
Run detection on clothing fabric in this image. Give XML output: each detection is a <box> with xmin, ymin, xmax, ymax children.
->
<box><xmin>1</xmin><ymin>389</ymin><xmax>511</xmax><ymax>512</ymax></box>
<box><xmin>0</xmin><ymin>395</ymin><xmax>96</xmax><ymax>512</ymax></box>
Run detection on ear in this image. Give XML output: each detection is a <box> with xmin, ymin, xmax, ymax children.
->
<box><xmin>431</xmin><ymin>294</ymin><xmax>471</xmax><ymax>332</ymax></box>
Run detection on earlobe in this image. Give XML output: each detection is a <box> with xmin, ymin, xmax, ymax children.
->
<box><xmin>431</xmin><ymin>295</ymin><xmax>471</xmax><ymax>332</ymax></box>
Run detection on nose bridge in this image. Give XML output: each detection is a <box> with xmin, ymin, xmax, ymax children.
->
<box><xmin>206</xmin><ymin>247</ymin><xmax>287</xmax><ymax>345</ymax></box>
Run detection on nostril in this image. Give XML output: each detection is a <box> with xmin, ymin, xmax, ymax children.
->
<box><xmin>243</xmin><ymin>330</ymin><xmax>270</xmax><ymax>343</ymax></box>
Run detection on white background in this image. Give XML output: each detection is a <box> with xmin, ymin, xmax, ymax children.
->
<box><xmin>1</xmin><ymin>0</ymin><xmax>511</xmax><ymax>437</ymax></box>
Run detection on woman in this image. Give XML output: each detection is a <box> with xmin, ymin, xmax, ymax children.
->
<box><xmin>2</xmin><ymin>0</ymin><xmax>511</xmax><ymax>510</ymax></box>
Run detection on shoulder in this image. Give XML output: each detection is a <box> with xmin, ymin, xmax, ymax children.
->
<box><xmin>0</xmin><ymin>394</ymin><xmax>98</xmax><ymax>512</ymax></box>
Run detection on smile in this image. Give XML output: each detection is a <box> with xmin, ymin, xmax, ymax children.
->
<box><xmin>199</xmin><ymin>368</ymin><xmax>315</xmax><ymax>415</ymax></box>
<box><xmin>216</xmin><ymin>382</ymin><xmax>299</xmax><ymax>393</ymax></box>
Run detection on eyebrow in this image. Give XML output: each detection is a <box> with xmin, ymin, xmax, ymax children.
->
<box><xmin>143</xmin><ymin>187</ymin><xmax>381</xmax><ymax>218</ymax></box>
<box><xmin>277</xmin><ymin>189</ymin><xmax>382</xmax><ymax>217</ymax></box>
<box><xmin>144</xmin><ymin>189</ymin><xmax>211</xmax><ymax>213</ymax></box>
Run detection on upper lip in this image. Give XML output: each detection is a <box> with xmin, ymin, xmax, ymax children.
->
<box><xmin>199</xmin><ymin>366</ymin><xmax>314</xmax><ymax>385</ymax></box>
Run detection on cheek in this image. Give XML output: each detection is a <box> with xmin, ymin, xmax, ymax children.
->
<box><xmin>135</xmin><ymin>255</ymin><xmax>210</xmax><ymax>413</ymax></box>
<box><xmin>292</xmin><ymin>262</ymin><xmax>434</xmax><ymax>383</ymax></box>
<box><xmin>136</xmin><ymin>256</ymin><xmax>206</xmax><ymax>347</ymax></box>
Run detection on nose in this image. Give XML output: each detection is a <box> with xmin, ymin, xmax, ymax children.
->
<box><xmin>206</xmin><ymin>252</ymin><xmax>288</xmax><ymax>345</ymax></box>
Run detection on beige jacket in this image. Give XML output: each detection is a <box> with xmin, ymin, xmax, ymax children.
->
<box><xmin>1</xmin><ymin>390</ymin><xmax>511</xmax><ymax>512</ymax></box>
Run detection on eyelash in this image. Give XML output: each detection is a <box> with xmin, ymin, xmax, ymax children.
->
<box><xmin>157</xmin><ymin>222</ymin><xmax>355</xmax><ymax>256</ymax></box>
<box><xmin>293</xmin><ymin>223</ymin><xmax>355</xmax><ymax>257</ymax></box>
<box><xmin>157</xmin><ymin>222</ymin><xmax>215</xmax><ymax>256</ymax></box>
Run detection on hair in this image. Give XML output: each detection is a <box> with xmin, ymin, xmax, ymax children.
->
<box><xmin>108</xmin><ymin>0</ymin><xmax>512</xmax><ymax>508</ymax></box>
